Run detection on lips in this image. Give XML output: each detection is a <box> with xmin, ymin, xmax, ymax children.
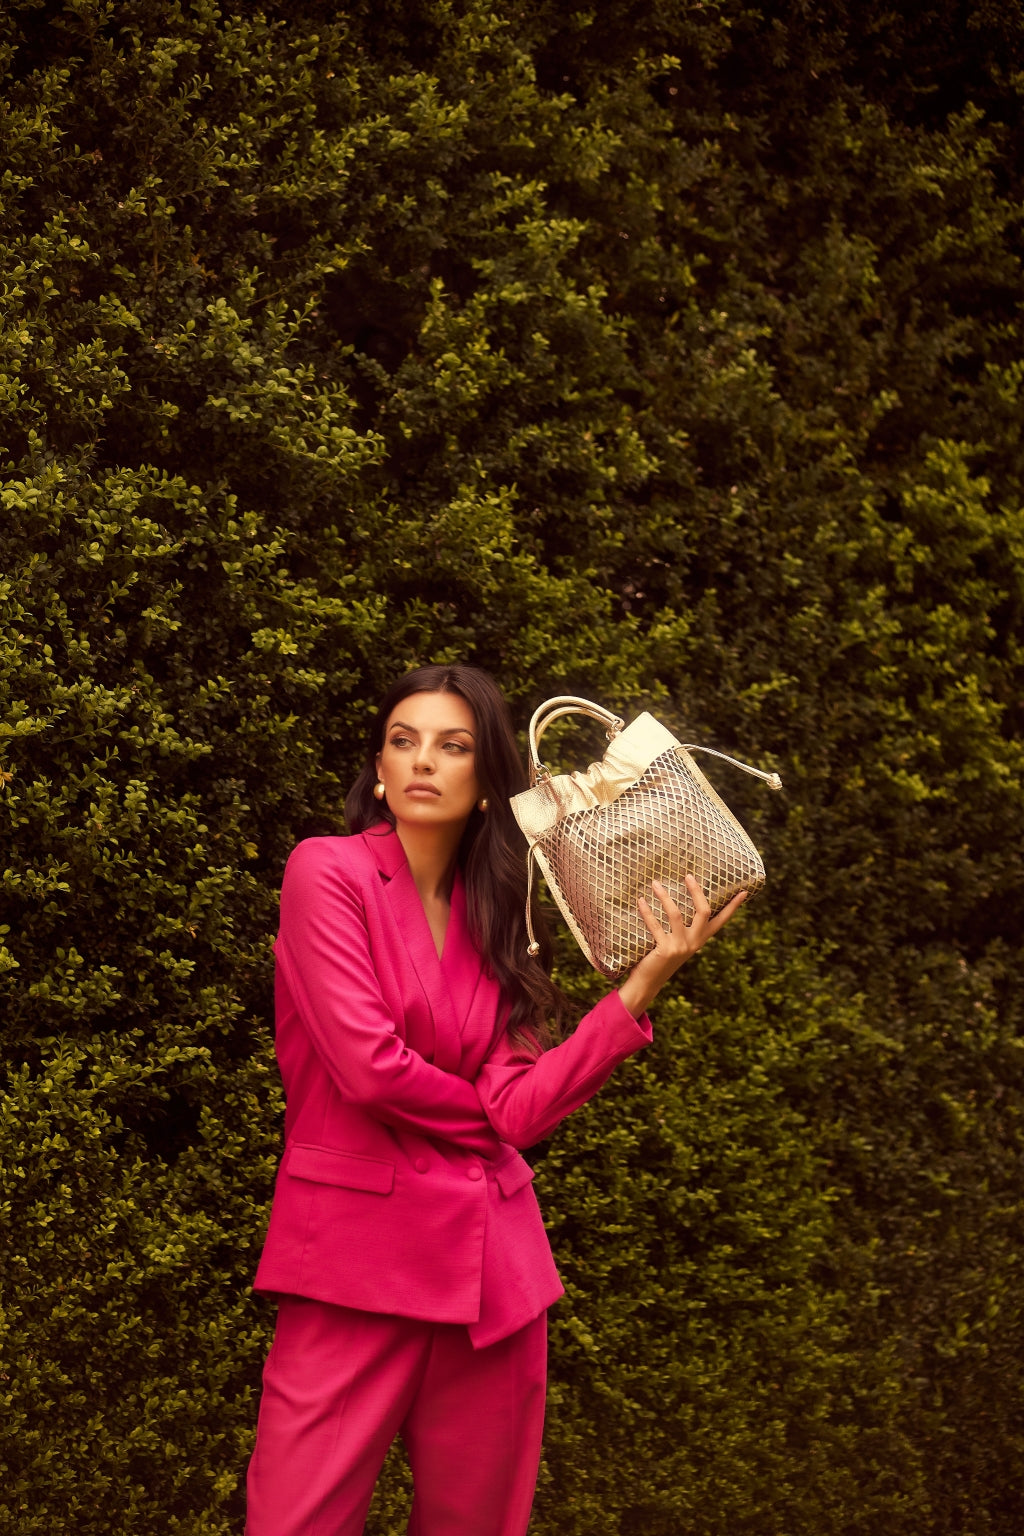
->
<box><xmin>404</xmin><ymin>784</ymin><xmax>441</xmax><ymax>797</ymax></box>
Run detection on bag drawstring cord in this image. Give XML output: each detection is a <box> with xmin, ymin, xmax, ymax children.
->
<box><xmin>525</xmin><ymin>849</ymin><xmax>540</xmax><ymax>956</ymax></box>
<box><xmin>682</xmin><ymin>746</ymin><xmax>783</xmax><ymax>792</ymax></box>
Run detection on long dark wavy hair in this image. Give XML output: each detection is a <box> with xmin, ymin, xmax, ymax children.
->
<box><xmin>345</xmin><ymin>664</ymin><xmax>570</xmax><ymax>1050</ymax></box>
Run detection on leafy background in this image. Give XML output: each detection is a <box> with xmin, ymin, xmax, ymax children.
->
<box><xmin>1</xmin><ymin>1</ymin><xmax>1022</xmax><ymax>1531</ymax></box>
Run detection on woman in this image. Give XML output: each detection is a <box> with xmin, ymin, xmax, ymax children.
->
<box><xmin>247</xmin><ymin>664</ymin><xmax>746</xmax><ymax>1536</ymax></box>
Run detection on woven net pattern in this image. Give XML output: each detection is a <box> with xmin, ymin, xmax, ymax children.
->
<box><xmin>535</xmin><ymin>747</ymin><xmax>765</xmax><ymax>978</ymax></box>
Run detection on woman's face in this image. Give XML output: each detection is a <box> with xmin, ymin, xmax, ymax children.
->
<box><xmin>376</xmin><ymin>690</ymin><xmax>482</xmax><ymax>831</ymax></box>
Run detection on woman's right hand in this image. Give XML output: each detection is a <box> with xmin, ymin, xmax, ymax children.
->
<box><xmin>617</xmin><ymin>873</ymin><xmax>747</xmax><ymax>1019</ymax></box>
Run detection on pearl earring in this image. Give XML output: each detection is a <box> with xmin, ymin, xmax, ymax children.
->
<box><xmin>373</xmin><ymin>781</ymin><xmax>386</xmax><ymax>800</ymax></box>
<box><xmin>478</xmin><ymin>797</ymin><xmax>489</xmax><ymax>812</ymax></box>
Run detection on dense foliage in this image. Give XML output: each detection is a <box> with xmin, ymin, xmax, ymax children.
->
<box><xmin>2</xmin><ymin>1</ymin><xmax>1022</xmax><ymax>1531</ymax></box>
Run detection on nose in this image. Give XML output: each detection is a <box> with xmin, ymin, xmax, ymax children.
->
<box><xmin>412</xmin><ymin>740</ymin><xmax>436</xmax><ymax>773</ymax></box>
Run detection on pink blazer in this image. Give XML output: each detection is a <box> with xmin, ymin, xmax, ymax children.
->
<box><xmin>253</xmin><ymin>825</ymin><xmax>652</xmax><ymax>1346</ymax></box>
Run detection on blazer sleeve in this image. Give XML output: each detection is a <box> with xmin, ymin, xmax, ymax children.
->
<box><xmin>274</xmin><ymin>839</ymin><xmax>502</xmax><ymax>1159</ymax></box>
<box><xmin>474</xmin><ymin>991</ymin><xmax>653</xmax><ymax>1150</ymax></box>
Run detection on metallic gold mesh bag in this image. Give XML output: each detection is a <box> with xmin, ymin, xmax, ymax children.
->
<box><xmin>510</xmin><ymin>697</ymin><xmax>782</xmax><ymax>978</ymax></box>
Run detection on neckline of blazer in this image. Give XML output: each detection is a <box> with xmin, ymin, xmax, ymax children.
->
<box><xmin>357</xmin><ymin>824</ymin><xmax>488</xmax><ymax>1073</ymax></box>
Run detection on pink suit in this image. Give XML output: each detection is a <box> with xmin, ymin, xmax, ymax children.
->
<box><xmin>248</xmin><ymin>825</ymin><xmax>652</xmax><ymax>1533</ymax></box>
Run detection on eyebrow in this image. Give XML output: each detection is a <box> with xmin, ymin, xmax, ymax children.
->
<box><xmin>389</xmin><ymin>720</ymin><xmax>475</xmax><ymax>738</ymax></box>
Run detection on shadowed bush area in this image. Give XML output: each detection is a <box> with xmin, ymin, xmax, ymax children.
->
<box><xmin>2</xmin><ymin>1</ymin><xmax>1022</xmax><ymax>1531</ymax></box>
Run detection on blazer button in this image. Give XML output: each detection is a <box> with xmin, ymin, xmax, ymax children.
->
<box><xmin>414</xmin><ymin>1157</ymin><xmax>429</xmax><ymax>1174</ymax></box>
<box><xmin>467</xmin><ymin>1165</ymin><xmax>483</xmax><ymax>1181</ymax></box>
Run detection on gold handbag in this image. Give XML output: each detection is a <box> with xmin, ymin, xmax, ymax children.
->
<box><xmin>510</xmin><ymin>696</ymin><xmax>782</xmax><ymax>978</ymax></box>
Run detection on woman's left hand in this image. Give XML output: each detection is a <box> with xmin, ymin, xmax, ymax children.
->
<box><xmin>617</xmin><ymin>873</ymin><xmax>747</xmax><ymax>1019</ymax></box>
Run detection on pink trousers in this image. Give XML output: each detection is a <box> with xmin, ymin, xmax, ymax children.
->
<box><xmin>246</xmin><ymin>1298</ymin><xmax>548</xmax><ymax>1536</ymax></box>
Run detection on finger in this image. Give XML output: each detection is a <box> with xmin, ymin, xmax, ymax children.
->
<box><xmin>636</xmin><ymin>894</ymin><xmax>669</xmax><ymax>942</ymax></box>
<box><xmin>648</xmin><ymin>877</ymin><xmax>703</xmax><ymax>930</ymax></box>
<box><xmin>649</xmin><ymin>879</ymin><xmax>683</xmax><ymax>921</ymax></box>
<box><xmin>650</xmin><ymin>880</ymin><xmax>695</xmax><ymax>934</ymax></box>
<box><xmin>682</xmin><ymin>873</ymin><xmax>712</xmax><ymax>926</ymax></box>
<box><xmin>706</xmin><ymin>889</ymin><xmax>748</xmax><ymax>935</ymax></box>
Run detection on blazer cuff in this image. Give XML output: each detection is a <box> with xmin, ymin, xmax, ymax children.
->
<box><xmin>591</xmin><ymin>986</ymin><xmax>653</xmax><ymax>1047</ymax></box>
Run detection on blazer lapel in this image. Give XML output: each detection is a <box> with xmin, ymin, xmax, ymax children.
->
<box><xmin>361</xmin><ymin>825</ymin><xmax>463</xmax><ymax>1072</ymax></box>
<box><xmin>444</xmin><ymin>875</ymin><xmax>509</xmax><ymax>1071</ymax></box>
<box><xmin>441</xmin><ymin>873</ymin><xmax>487</xmax><ymax>1047</ymax></box>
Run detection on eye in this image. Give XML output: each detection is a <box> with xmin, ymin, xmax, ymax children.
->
<box><xmin>389</xmin><ymin>734</ymin><xmax>413</xmax><ymax>749</ymax></box>
<box><xmin>443</xmin><ymin>740</ymin><xmax>470</xmax><ymax>753</ymax></box>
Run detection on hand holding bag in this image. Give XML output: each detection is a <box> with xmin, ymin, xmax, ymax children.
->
<box><xmin>510</xmin><ymin>696</ymin><xmax>782</xmax><ymax>979</ymax></box>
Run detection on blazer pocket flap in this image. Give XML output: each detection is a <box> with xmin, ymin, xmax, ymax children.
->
<box><xmin>495</xmin><ymin>1155</ymin><xmax>536</xmax><ymax>1198</ymax></box>
<box><xmin>288</xmin><ymin>1144</ymin><xmax>395</xmax><ymax>1195</ymax></box>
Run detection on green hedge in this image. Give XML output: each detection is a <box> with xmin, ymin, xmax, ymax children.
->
<box><xmin>2</xmin><ymin>1</ymin><xmax>1022</xmax><ymax>1531</ymax></box>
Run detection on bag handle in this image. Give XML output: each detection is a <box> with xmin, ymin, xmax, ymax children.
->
<box><xmin>527</xmin><ymin>695</ymin><xmax>624</xmax><ymax>784</ymax></box>
<box><xmin>523</xmin><ymin>697</ymin><xmax>624</xmax><ymax>952</ymax></box>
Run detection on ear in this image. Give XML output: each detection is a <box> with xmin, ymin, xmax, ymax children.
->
<box><xmin>375</xmin><ymin>751</ymin><xmax>382</xmax><ymax>778</ymax></box>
